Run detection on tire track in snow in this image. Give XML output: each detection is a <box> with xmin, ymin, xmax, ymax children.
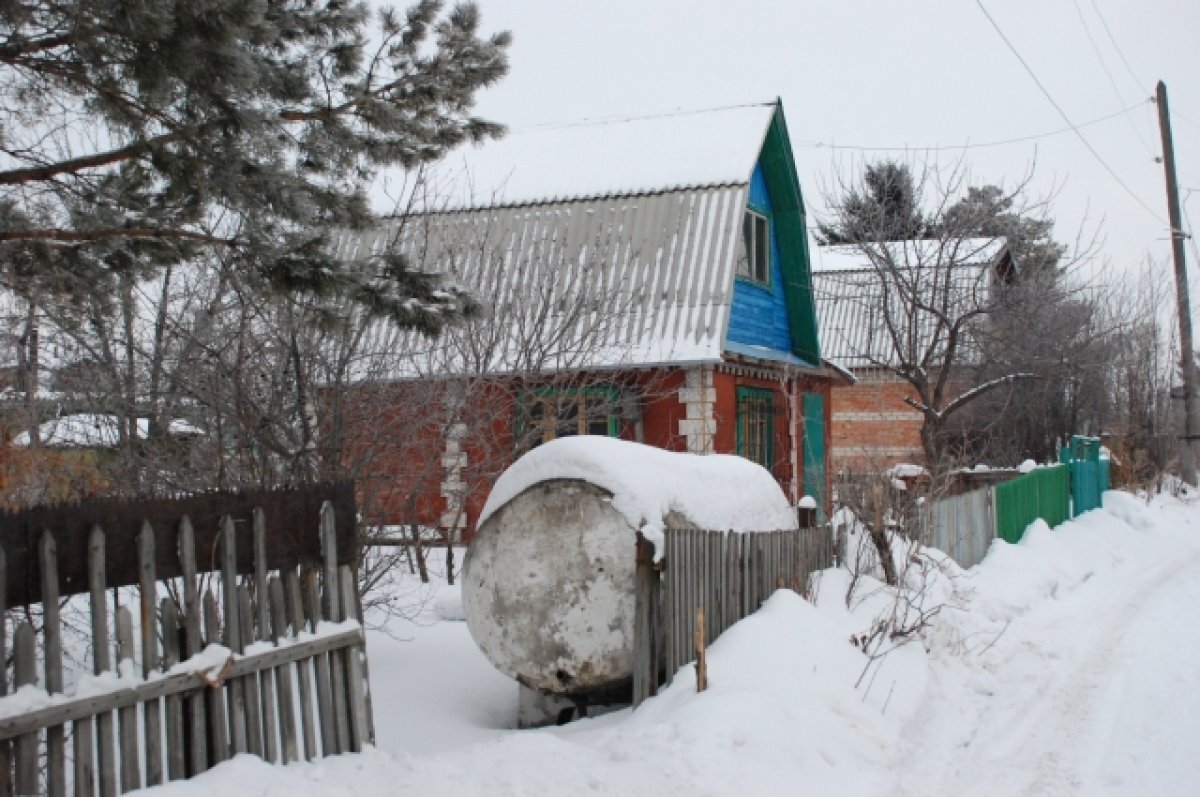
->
<box><xmin>900</xmin><ymin>548</ymin><xmax>1200</xmax><ymax>796</ymax></box>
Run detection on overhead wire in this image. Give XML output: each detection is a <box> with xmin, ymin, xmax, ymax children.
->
<box><xmin>974</xmin><ymin>0</ymin><xmax>1168</xmax><ymax>226</ymax></box>
<box><xmin>1087</xmin><ymin>0</ymin><xmax>1146</xmax><ymax>92</ymax></box>
<box><xmin>792</xmin><ymin>101</ymin><xmax>1149</xmax><ymax>154</ymax></box>
<box><xmin>1070</xmin><ymin>0</ymin><xmax>1156</xmax><ymax>158</ymax></box>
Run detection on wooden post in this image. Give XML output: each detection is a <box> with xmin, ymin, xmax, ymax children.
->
<box><xmin>13</xmin><ymin>624</ymin><xmax>37</xmax><ymax>796</ymax></box>
<box><xmin>137</xmin><ymin>523</ymin><xmax>163</xmax><ymax>787</ymax></box>
<box><xmin>632</xmin><ymin>534</ymin><xmax>659</xmax><ymax>707</ymax></box>
<box><xmin>253</xmin><ymin>509</ymin><xmax>279</xmax><ymax>764</ymax></box>
<box><xmin>338</xmin><ymin>566</ymin><xmax>370</xmax><ymax>752</ymax></box>
<box><xmin>160</xmin><ymin>599</ymin><xmax>186</xmax><ymax>781</ymax></box>
<box><xmin>115</xmin><ymin>608</ymin><xmax>140</xmax><ymax>793</ymax></box>
<box><xmin>694</xmin><ymin>606</ymin><xmax>707</xmax><ymax>692</ymax></box>
<box><xmin>176</xmin><ymin>517</ymin><xmax>208</xmax><ymax>775</ymax></box>
<box><xmin>320</xmin><ymin>504</ymin><xmax>351</xmax><ymax>754</ymax></box>
<box><xmin>219</xmin><ymin>516</ymin><xmax>248</xmax><ymax>755</ymax></box>
<box><xmin>202</xmin><ymin>593</ymin><xmax>230</xmax><ymax>766</ymax></box>
<box><xmin>237</xmin><ymin>586</ymin><xmax>264</xmax><ymax>757</ymax></box>
<box><xmin>0</xmin><ymin>546</ymin><xmax>9</xmax><ymax>797</ymax></box>
<box><xmin>268</xmin><ymin>577</ymin><xmax>299</xmax><ymax>764</ymax></box>
<box><xmin>1156</xmin><ymin>80</ymin><xmax>1200</xmax><ymax>485</ymax></box>
<box><xmin>303</xmin><ymin>568</ymin><xmax>337</xmax><ymax>756</ymax></box>
<box><xmin>284</xmin><ymin>569</ymin><xmax>318</xmax><ymax>761</ymax></box>
<box><xmin>40</xmin><ymin>531</ymin><xmax>66</xmax><ymax>797</ymax></box>
<box><xmin>88</xmin><ymin>527</ymin><xmax>117</xmax><ymax>797</ymax></box>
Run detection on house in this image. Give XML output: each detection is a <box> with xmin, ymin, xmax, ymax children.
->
<box><xmin>811</xmin><ymin>237</ymin><xmax>1016</xmax><ymax>473</ymax></box>
<box><xmin>337</xmin><ymin>100</ymin><xmax>842</xmax><ymax>536</ymax></box>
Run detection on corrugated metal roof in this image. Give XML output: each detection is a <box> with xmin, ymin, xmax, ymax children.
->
<box><xmin>338</xmin><ymin>184</ymin><xmax>749</xmax><ymax>374</ymax></box>
<box><xmin>811</xmin><ymin>238</ymin><xmax>1008</xmax><ymax>369</ymax></box>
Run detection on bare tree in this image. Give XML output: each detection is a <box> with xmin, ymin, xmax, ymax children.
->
<box><xmin>818</xmin><ymin>159</ymin><xmax>1091</xmax><ymax>473</ymax></box>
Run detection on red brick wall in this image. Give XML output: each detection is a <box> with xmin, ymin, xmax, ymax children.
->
<box><xmin>346</xmin><ymin>365</ymin><xmax>835</xmax><ymax>535</ymax></box>
<box><xmin>829</xmin><ymin>372</ymin><xmax>926</xmax><ymax>472</ymax></box>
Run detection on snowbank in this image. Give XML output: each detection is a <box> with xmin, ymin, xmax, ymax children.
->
<box><xmin>478</xmin><ymin>436</ymin><xmax>798</xmax><ymax>555</ymax></box>
<box><xmin>136</xmin><ymin>493</ymin><xmax>1200</xmax><ymax>796</ymax></box>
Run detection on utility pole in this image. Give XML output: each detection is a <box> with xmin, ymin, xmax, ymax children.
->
<box><xmin>1156</xmin><ymin>80</ymin><xmax>1199</xmax><ymax>485</ymax></box>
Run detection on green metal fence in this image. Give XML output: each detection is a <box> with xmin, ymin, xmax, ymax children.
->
<box><xmin>1060</xmin><ymin>436</ymin><xmax>1109</xmax><ymax>516</ymax></box>
<box><xmin>993</xmin><ymin>464</ymin><xmax>1070</xmax><ymax>544</ymax></box>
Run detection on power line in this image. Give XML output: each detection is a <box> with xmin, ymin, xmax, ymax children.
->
<box><xmin>1087</xmin><ymin>0</ymin><xmax>1146</xmax><ymax>91</ymax></box>
<box><xmin>975</xmin><ymin>0</ymin><xmax>1167</xmax><ymax>225</ymax></box>
<box><xmin>1071</xmin><ymin>0</ymin><xmax>1156</xmax><ymax>158</ymax></box>
<box><xmin>1173</xmin><ymin>109</ymin><xmax>1200</xmax><ymax>134</ymax></box>
<box><xmin>793</xmin><ymin>100</ymin><xmax>1149</xmax><ymax>154</ymax></box>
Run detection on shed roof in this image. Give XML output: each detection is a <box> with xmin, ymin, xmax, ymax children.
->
<box><xmin>811</xmin><ymin>238</ymin><xmax>1010</xmax><ymax>369</ymax></box>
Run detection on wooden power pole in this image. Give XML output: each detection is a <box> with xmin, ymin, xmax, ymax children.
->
<box><xmin>1156</xmin><ymin>80</ymin><xmax>1199</xmax><ymax>485</ymax></box>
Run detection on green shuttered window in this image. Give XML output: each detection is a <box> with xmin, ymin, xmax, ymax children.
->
<box><xmin>736</xmin><ymin>387</ymin><xmax>775</xmax><ymax>472</ymax></box>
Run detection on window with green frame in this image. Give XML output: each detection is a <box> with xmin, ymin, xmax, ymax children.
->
<box><xmin>520</xmin><ymin>386</ymin><xmax>620</xmax><ymax>448</ymax></box>
<box><xmin>736</xmin><ymin>387</ymin><xmax>775</xmax><ymax>472</ymax></box>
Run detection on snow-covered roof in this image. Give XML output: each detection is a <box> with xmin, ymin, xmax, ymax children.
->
<box><xmin>338</xmin><ymin>102</ymin><xmax>799</xmax><ymax>374</ymax></box>
<box><xmin>478</xmin><ymin>436</ymin><xmax>799</xmax><ymax>558</ymax></box>
<box><xmin>811</xmin><ymin>237</ymin><xmax>1011</xmax><ymax>368</ymax></box>
<box><xmin>413</xmin><ymin>103</ymin><xmax>778</xmax><ymax>210</ymax></box>
<box><xmin>11</xmin><ymin>414</ymin><xmax>203</xmax><ymax>448</ymax></box>
<box><xmin>810</xmin><ymin>237</ymin><xmax>1008</xmax><ymax>274</ymax></box>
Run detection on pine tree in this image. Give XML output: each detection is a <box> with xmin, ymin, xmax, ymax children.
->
<box><xmin>0</xmin><ymin>0</ymin><xmax>509</xmax><ymax>333</ymax></box>
<box><xmin>940</xmin><ymin>185</ymin><xmax>1065</xmax><ymax>280</ymax></box>
<box><xmin>817</xmin><ymin>161</ymin><xmax>928</xmax><ymax>244</ymax></box>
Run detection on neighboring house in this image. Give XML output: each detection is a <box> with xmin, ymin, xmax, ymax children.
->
<box><xmin>811</xmin><ymin>238</ymin><xmax>1016</xmax><ymax>472</ymax></box>
<box><xmin>339</xmin><ymin>101</ymin><xmax>843</xmax><ymax>535</ymax></box>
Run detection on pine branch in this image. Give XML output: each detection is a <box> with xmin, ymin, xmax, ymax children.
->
<box><xmin>0</xmin><ymin>134</ymin><xmax>178</xmax><ymax>185</ymax></box>
<box><xmin>0</xmin><ymin>32</ymin><xmax>74</xmax><ymax>62</ymax></box>
<box><xmin>0</xmin><ymin>227</ymin><xmax>235</xmax><ymax>245</ymax></box>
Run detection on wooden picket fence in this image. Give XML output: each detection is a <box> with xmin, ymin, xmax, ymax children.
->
<box><xmin>0</xmin><ymin>484</ymin><xmax>372</xmax><ymax>797</ymax></box>
<box><xmin>631</xmin><ymin>526</ymin><xmax>835</xmax><ymax>705</ymax></box>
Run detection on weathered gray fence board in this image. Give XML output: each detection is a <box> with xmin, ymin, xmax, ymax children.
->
<box><xmin>268</xmin><ymin>578</ymin><xmax>299</xmax><ymax>764</ymax></box>
<box><xmin>203</xmin><ymin>592</ymin><xmax>230</xmax><ymax>767</ymax></box>
<box><xmin>161</xmin><ymin>599</ymin><xmax>186</xmax><ymax>782</ymax></box>
<box><xmin>320</xmin><ymin>509</ymin><xmax>351</xmax><ymax>755</ymax></box>
<box><xmin>138</xmin><ymin>524</ymin><xmax>163</xmax><ymax>788</ymax></box>
<box><xmin>14</xmin><ymin>623</ymin><xmax>36</xmax><ymax>795</ymax></box>
<box><xmin>920</xmin><ymin>487</ymin><xmax>995</xmax><ymax>570</ymax></box>
<box><xmin>0</xmin><ymin>546</ymin><xmax>10</xmax><ymax>797</ymax></box>
<box><xmin>254</xmin><ymin>512</ymin><xmax>280</xmax><ymax>764</ymax></box>
<box><xmin>634</xmin><ymin>526</ymin><xmax>834</xmax><ymax>706</ymax></box>
<box><xmin>176</xmin><ymin>517</ymin><xmax>208</xmax><ymax>777</ymax></box>
<box><xmin>0</xmin><ymin>493</ymin><xmax>370</xmax><ymax>792</ymax></box>
<box><xmin>237</xmin><ymin>586</ymin><xmax>265</xmax><ymax>758</ymax></box>
<box><xmin>89</xmin><ymin>526</ymin><xmax>117</xmax><ymax>797</ymax></box>
<box><xmin>303</xmin><ymin>569</ymin><xmax>337</xmax><ymax>756</ymax></box>
<box><xmin>284</xmin><ymin>569</ymin><xmax>318</xmax><ymax>761</ymax></box>
<box><xmin>0</xmin><ymin>628</ymin><xmax>363</xmax><ymax>742</ymax></box>
<box><xmin>220</xmin><ymin>517</ymin><xmax>249</xmax><ymax>757</ymax></box>
<box><xmin>115</xmin><ymin>608</ymin><xmax>139</xmax><ymax>793</ymax></box>
<box><xmin>40</xmin><ymin>531</ymin><xmax>66</xmax><ymax>797</ymax></box>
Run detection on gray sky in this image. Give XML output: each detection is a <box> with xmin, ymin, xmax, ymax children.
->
<box><xmin>464</xmin><ymin>0</ymin><xmax>1200</xmax><ymax>290</ymax></box>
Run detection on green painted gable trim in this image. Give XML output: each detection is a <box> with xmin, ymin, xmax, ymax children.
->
<box><xmin>757</xmin><ymin>102</ymin><xmax>822</xmax><ymax>365</ymax></box>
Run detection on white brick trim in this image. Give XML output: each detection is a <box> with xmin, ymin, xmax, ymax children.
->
<box><xmin>678</xmin><ymin>365</ymin><xmax>715</xmax><ymax>453</ymax></box>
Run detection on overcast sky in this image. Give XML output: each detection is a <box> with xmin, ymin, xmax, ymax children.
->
<box><xmin>461</xmin><ymin>0</ymin><xmax>1200</xmax><ymax>292</ymax></box>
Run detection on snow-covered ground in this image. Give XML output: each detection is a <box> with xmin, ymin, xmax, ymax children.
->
<box><xmin>143</xmin><ymin>490</ymin><xmax>1200</xmax><ymax>796</ymax></box>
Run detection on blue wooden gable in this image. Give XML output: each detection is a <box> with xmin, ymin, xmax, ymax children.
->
<box><xmin>726</xmin><ymin>163</ymin><xmax>795</xmax><ymax>356</ymax></box>
<box><xmin>723</xmin><ymin>105</ymin><xmax>821</xmax><ymax>368</ymax></box>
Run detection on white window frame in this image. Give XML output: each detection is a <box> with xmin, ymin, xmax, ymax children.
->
<box><xmin>738</xmin><ymin>209</ymin><xmax>771</xmax><ymax>285</ymax></box>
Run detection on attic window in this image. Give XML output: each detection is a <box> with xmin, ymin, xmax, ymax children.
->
<box><xmin>738</xmin><ymin>209</ymin><xmax>770</xmax><ymax>284</ymax></box>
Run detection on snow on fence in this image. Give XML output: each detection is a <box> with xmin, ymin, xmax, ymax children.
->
<box><xmin>632</xmin><ymin>526</ymin><xmax>835</xmax><ymax>705</ymax></box>
<box><xmin>0</xmin><ymin>485</ymin><xmax>372</xmax><ymax>796</ymax></box>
